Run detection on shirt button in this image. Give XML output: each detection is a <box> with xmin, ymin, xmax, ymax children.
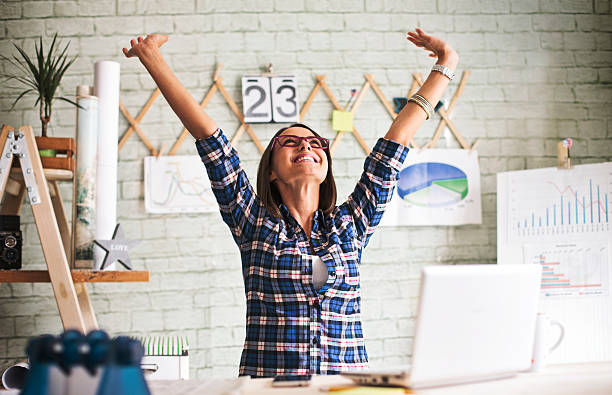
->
<box><xmin>312</xmin><ymin>336</ymin><xmax>320</xmax><ymax>346</ymax></box>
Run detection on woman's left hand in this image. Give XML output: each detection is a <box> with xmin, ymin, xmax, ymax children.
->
<box><xmin>406</xmin><ymin>28</ymin><xmax>458</xmax><ymax>67</ymax></box>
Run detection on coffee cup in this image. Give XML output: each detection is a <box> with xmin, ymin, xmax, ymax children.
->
<box><xmin>531</xmin><ymin>312</ymin><xmax>564</xmax><ymax>372</ymax></box>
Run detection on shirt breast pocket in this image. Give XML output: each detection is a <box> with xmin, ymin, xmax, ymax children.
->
<box><xmin>328</xmin><ymin>243</ymin><xmax>360</xmax><ymax>289</ymax></box>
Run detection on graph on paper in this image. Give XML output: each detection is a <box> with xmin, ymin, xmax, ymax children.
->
<box><xmin>525</xmin><ymin>243</ymin><xmax>609</xmax><ymax>299</ymax></box>
<box><xmin>498</xmin><ymin>162</ymin><xmax>612</xmax><ymax>363</ymax></box>
<box><xmin>382</xmin><ymin>149</ymin><xmax>482</xmax><ymax>226</ymax></box>
<box><xmin>396</xmin><ymin>162</ymin><xmax>469</xmax><ymax>207</ymax></box>
<box><xmin>144</xmin><ymin>156</ymin><xmax>217</xmax><ymax>214</ymax></box>
<box><xmin>507</xmin><ymin>164</ymin><xmax>611</xmax><ymax>243</ymax></box>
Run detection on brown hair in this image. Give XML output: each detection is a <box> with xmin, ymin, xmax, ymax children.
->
<box><xmin>257</xmin><ymin>123</ymin><xmax>337</xmax><ymax>218</ymax></box>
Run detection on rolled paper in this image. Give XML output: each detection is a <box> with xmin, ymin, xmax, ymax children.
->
<box><xmin>72</xmin><ymin>86</ymin><xmax>98</xmax><ymax>269</ymax></box>
<box><xmin>1</xmin><ymin>362</ymin><xmax>29</xmax><ymax>390</ymax></box>
<box><xmin>94</xmin><ymin>61</ymin><xmax>120</xmax><ymax>270</ymax></box>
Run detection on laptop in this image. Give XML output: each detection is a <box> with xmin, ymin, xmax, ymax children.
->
<box><xmin>341</xmin><ymin>264</ymin><xmax>541</xmax><ymax>388</ymax></box>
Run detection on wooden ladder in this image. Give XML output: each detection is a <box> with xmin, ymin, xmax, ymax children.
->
<box><xmin>0</xmin><ymin>124</ymin><xmax>96</xmax><ymax>332</ymax></box>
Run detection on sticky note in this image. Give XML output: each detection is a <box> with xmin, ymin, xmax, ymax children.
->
<box><xmin>323</xmin><ymin>386</ymin><xmax>410</xmax><ymax>394</ymax></box>
<box><xmin>332</xmin><ymin>110</ymin><xmax>354</xmax><ymax>132</ymax></box>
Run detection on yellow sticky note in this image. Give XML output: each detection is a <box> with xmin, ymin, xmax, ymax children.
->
<box><xmin>324</xmin><ymin>386</ymin><xmax>409</xmax><ymax>395</ymax></box>
<box><xmin>332</xmin><ymin>110</ymin><xmax>354</xmax><ymax>132</ymax></box>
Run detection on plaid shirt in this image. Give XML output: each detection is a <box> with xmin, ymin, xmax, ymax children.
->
<box><xmin>196</xmin><ymin>129</ymin><xmax>409</xmax><ymax>378</ymax></box>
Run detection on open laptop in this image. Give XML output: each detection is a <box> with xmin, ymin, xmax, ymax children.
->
<box><xmin>341</xmin><ymin>264</ymin><xmax>541</xmax><ymax>388</ymax></box>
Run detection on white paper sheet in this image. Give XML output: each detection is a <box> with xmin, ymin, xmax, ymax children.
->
<box><xmin>381</xmin><ymin>149</ymin><xmax>482</xmax><ymax>226</ymax></box>
<box><xmin>144</xmin><ymin>155</ymin><xmax>217</xmax><ymax>214</ymax></box>
<box><xmin>497</xmin><ymin>162</ymin><xmax>612</xmax><ymax>363</ymax></box>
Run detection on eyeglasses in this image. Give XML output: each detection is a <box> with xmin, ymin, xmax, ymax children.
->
<box><xmin>272</xmin><ymin>135</ymin><xmax>330</xmax><ymax>150</ymax></box>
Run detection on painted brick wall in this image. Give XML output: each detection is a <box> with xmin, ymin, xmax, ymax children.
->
<box><xmin>1</xmin><ymin>0</ymin><xmax>611</xmax><ymax>378</ymax></box>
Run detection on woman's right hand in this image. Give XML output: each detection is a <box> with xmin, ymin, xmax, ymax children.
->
<box><xmin>122</xmin><ymin>34</ymin><xmax>168</xmax><ymax>59</ymax></box>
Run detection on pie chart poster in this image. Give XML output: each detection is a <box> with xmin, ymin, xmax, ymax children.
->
<box><xmin>382</xmin><ymin>149</ymin><xmax>482</xmax><ymax>226</ymax></box>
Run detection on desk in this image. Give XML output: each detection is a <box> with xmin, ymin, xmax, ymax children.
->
<box><xmin>148</xmin><ymin>362</ymin><xmax>612</xmax><ymax>395</ymax></box>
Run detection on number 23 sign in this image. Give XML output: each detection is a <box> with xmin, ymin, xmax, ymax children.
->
<box><xmin>241</xmin><ymin>76</ymin><xmax>299</xmax><ymax>123</ymax></box>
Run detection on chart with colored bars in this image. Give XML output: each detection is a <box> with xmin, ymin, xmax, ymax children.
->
<box><xmin>507</xmin><ymin>163</ymin><xmax>611</xmax><ymax>243</ymax></box>
<box><xmin>382</xmin><ymin>149</ymin><xmax>482</xmax><ymax>226</ymax></box>
<box><xmin>525</xmin><ymin>243</ymin><xmax>609</xmax><ymax>299</ymax></box>
<box><xmin>144</xmin><ymin>156</ymin><xmax>217</xmax><ymax>214</ymax></box>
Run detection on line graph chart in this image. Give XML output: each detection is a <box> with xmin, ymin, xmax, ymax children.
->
<box><xmin>144</xmin><ymin>156</ymin><xmax>217</xmax><ymax>214</ymax></box>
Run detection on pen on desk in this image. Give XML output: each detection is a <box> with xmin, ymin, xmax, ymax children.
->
<box><xmin>319</xmin><ymin>385</ymin><xmax>414</xmax><ymax>393</ymax></box>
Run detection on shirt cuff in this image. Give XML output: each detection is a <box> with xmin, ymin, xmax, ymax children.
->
<box><xmin>370</xmin><ymin>137</ymin><xmax>410</xmax><ymax>172</ymax></box>
<box><xmin>195</xmin><ymin>128</ymin><xmax>234</xmax><ymax>165</ymax></box>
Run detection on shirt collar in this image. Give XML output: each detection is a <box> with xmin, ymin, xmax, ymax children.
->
<box><xmin>279</xmin><ymin>203</ymin><xmax>325</xmax><ymax>230</ymax></box>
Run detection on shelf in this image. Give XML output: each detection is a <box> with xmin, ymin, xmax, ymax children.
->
<box><xmin>0</xmin><ymin>270</ymin><xmax>149</xmax><ymax>283</ymax></box>
<box><xmin>10</xmin><ymin>167</ymin><xmax>73</xmax><ymax>181</ymax></box>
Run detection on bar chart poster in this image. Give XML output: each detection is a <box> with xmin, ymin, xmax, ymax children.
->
<box><xmin>381</xmin><ymin>149</ymin><xmax>482</xmax><ymax>226</ymax></box>
<box><xmin>524</xmin><ymin>243</ymin><xmax>609</xmax><ymax>299</ymax></box>
<box><xmin>144</xmin><ymin>156</ymin><xmax>217</xmax><ymax>214</ymax></box>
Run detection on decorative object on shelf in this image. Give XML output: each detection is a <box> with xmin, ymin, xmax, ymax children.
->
<box><xmin>93</xmin><ymin>223</ymin><xmax>139</xmax><ymax>271</ymax></box>
<box><xmin>72</xmin><ymin>85</ymin><xmax>99</xmax><ymax>269</ymax></box>
<box><xmin>0</xmin><ymin>214</ymin><xmax>22</xmax><ymax>270</ymax></box>
<box><xmin>557</xmin><ymin>138</ymin><xmax>573</xmax><ymax>169</ymax></box>
<box><xmin>0</xmin><ymin>33</ymin><xmax>80</xmax><ymax>138</ymax></box>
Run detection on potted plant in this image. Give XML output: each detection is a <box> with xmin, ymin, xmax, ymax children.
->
<box><xmin>0</xmin><ymin>33</ymin><xmax>79</xmax><ymax>170</ymax></box>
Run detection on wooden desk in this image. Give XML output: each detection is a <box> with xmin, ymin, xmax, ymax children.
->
<box><xmin>148</xmin><ymin>362</ymin><xmax>612</xmax><ymax>395</ymax></box>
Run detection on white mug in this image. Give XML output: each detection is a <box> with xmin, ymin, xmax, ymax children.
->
<box><xmin>531</xmin><ymin>313</ymin><xmax>565</xmax><ymax>372</ymax></box>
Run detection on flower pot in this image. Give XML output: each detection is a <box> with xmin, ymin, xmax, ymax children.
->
<box><xmin>35</xmin><ymin>136</ymin><xmax>75</xmax><ymax>171</ymax></box>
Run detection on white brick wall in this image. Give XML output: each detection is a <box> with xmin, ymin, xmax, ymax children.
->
<box><xmin>1</xmin><ymin>0</ymin><xmax>611</xmax><ymax>379</ymax></box>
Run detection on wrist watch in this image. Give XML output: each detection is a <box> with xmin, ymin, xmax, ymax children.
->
<box><xmin>431</xmin><ymin>64</ymin><xmax>454</xmax><ymax>81</ymax></box>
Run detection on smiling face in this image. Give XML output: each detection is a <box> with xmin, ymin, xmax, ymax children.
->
<box><xmin>256</xmin><ymin>123</ymin><xmax>337</xmax><ymax>218</ymax></box>
<box><xmin>269</xmin><ymin>126</ymin><xmax>329</xmax><ymax>186</ymax></box>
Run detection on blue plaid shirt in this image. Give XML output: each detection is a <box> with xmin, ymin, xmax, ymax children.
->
<box><xmin>196</xmin><ymin>129</ymin><xmax>409</xmax><ymax>378</ymax></box>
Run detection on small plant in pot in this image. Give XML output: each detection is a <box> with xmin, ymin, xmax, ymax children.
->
<box><xmin>0</xmin><ymin>33</ymin><xmax>79</xmax><ymax>169</ymax></box>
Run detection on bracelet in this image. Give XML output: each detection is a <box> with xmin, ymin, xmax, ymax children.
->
<box><xmin>431</xmin><ymin>64</ymin><xmax>455</xmax><ymax>80</ymax></box>
<box><xmin>407</xmin><ymin>93</ymin><xmax>433</xmax><ymax>120</ymax></box>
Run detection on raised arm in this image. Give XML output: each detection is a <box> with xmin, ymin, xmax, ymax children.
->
<box><xmin>384</xmin><ymin>28</ymin><xmax>458</xmax><ymax>146</ymax></box>
<box><xmin>123</xmin><ymin>35</ymin><xmax>217</xmax><ymax>139</ymax></box>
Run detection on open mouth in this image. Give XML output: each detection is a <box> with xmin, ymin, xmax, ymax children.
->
<box><xmin>293</xmin><ymin>154</ymin><xmax>319</xmax><ymax>164</ymax></box>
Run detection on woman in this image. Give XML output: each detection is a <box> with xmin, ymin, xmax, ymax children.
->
<box><xmin>123</xmin><ymin>28</ymin><xmax>458</xmax><ymax>378</ymax></box>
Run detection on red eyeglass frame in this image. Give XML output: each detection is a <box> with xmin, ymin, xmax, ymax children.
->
<box><xmin>271</xmin><ymin>135</ymin><xmax>330</xmax><ymax>150</ymax></box>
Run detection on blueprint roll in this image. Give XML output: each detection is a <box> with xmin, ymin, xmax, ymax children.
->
<box><xmin>1</xmin><ymin>362</ymin><xmax>29</xmax><ymax>390</ymax></box>
<box><xmin>94</xmin><ymin>61</ymin><xmax>120</xmax><ymax>270</ymax></box>
<box><xmin>72</xmin><ymin>86</ymin><xmax>98</xmax><ymax>269</ymax></box>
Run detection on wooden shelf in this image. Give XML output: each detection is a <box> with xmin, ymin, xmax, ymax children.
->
<box><xmin>0</xmin><ymin>270</ymin><xmax>149</xmax><ymax>283</ymax></box>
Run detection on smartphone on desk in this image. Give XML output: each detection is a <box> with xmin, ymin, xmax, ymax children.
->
<box><xmin>271</xmin><ymin>374</ymin><xmax>311</xmax><ymax>387</ymax></box>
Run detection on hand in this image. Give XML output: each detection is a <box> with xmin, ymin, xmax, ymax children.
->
<box><xmin>122</xmin><ymin>34</ymin><xmax>168</xmax><ymax>59</ymax></box>
<box><xmin>406</xmin><ymin>28</ymin><xmax>458</xmax><ymax>67</ymax></box>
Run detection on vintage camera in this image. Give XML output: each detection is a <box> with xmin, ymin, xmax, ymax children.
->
<box><xmin>0</xmin><ymin>215</ymin><xmax>22</xmax><ymax>270</ymax></box>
